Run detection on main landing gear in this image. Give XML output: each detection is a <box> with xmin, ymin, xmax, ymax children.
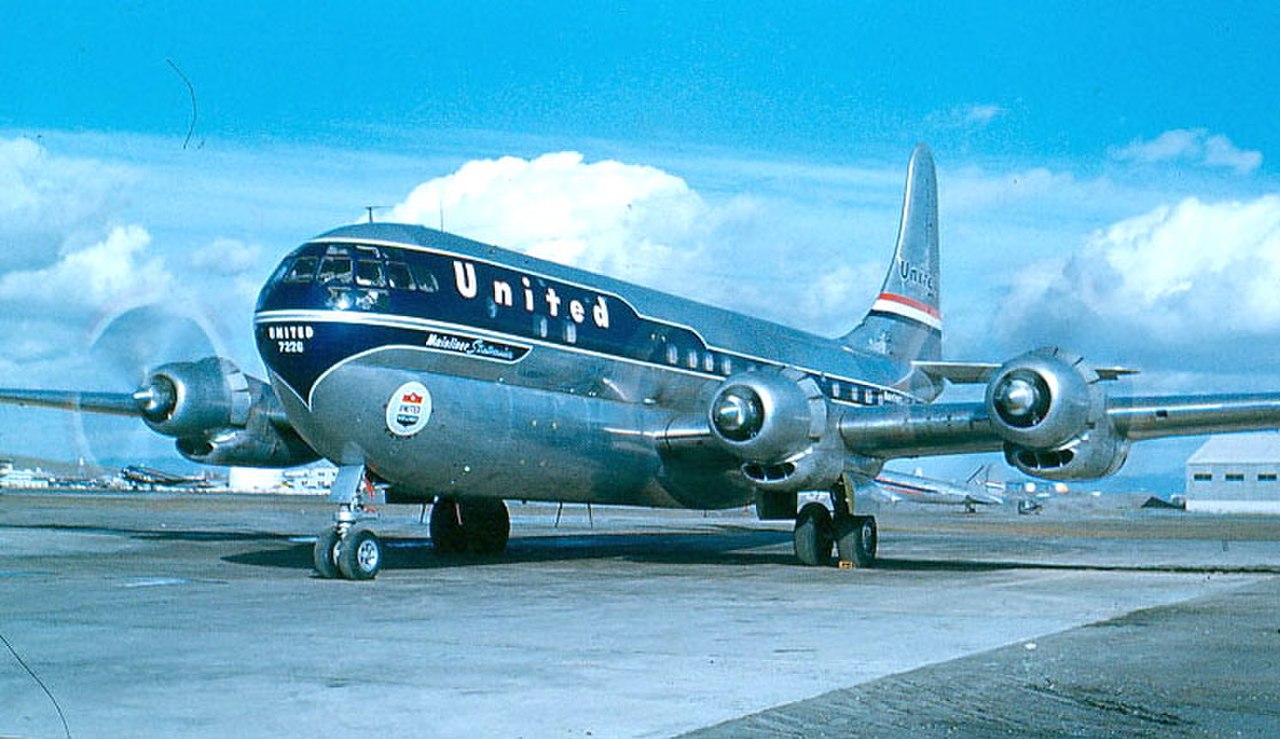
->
<box><xmin>792</xmin><ymin>480</ymin><xmax>877</xmax><ymax>568</ymax></box>
<box><xmin>314</xmin><ymin>465</ymin><xmax>385</xmax><ymax>581</ymax></box>
<box><xmin>429</xmin><ymin>497</ymin><xmax>511</xmax><ymax>555</ymax></box>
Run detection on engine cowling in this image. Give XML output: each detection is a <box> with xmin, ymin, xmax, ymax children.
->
<box><xmin>986</xmin><ymin>347</ymin><xmax>1128</xmax><ymax>481</ymax></box>
<box><xmin>707</xmin><ymin>370</ymin><xmax>841</xmax><ymax>491</ymax></box>
<box><xmin>710</xmin><ymin>371</ymin><xmax>824</xmax><ymax>461</ymax></box>
<box><xmin>133</xmin><ymin>357</ymin><xmax>318</xmax><ymax>468</ymax></box>
<box><xmin>985</xmin><ymin>347</ymin><xmax>1097</xmax><ymax>449</ymax></box>
<box><xmin>136</xmin><ymin>357</ymin><xmax>252</xmax><ymax>438</ymax></box>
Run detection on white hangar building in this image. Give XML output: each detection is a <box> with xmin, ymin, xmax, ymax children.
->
<box><xmin>1185</xmin><ymin>433</ymin><xmax>1280</xmax><ymax>513</ymax></box>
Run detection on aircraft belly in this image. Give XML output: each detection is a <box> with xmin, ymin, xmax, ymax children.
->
<box><xmin>279</xmin><ymin>353</ymin><xmax>695</xmax><ymax>507</ymax></box>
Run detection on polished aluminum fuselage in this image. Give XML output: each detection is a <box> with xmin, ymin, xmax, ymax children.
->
<box><xmin>253</xmin><ymin>223</ymin><xmax>933</xmax><ymax>509</ymax></box>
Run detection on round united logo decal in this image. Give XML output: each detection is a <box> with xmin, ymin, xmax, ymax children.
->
<box><xmin>386</xmin><ymin>381</ymin><xmax>432</xmax><ymax>437</ymax></box>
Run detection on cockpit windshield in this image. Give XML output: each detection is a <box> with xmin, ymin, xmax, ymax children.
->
<box><xmin>265</xmin><ymin>242</ymin><xmax>441</xmax><ymax>313</ymax></box>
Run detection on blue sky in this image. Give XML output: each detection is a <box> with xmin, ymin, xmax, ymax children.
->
<box><xmin>2</xmin><ymin>3</ymin><xmax>1279</xmax><ymax>489</ymax></box>
<box><xmin>4</xmin><ymin>4</ymin><xmax>1277</xmax><ymax>161</ymax></box>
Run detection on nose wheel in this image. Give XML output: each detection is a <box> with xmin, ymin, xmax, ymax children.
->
<box><xmin>314</xmin><ymin>525</ymin><xmax>384</xmax><ymax>580</ymax></box>
<box><xmin>313</xmin><ymin>465</ymin><xmax>385</xmax><ymax>580</ymax></box>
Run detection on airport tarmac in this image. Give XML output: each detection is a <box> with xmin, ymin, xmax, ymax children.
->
<box><xmin>0</xmin><ymin>491</ymin><xmax>1277</xmax><ymax>738</ymax></box>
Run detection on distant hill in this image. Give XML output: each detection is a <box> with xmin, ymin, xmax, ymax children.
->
<box><xmin>1</xmin><ymin>454</ymin><xmax>112</xmax><ymax>478</ymax></box>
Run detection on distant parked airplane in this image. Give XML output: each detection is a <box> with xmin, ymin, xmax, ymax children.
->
<box><xmin>120</xmin><ymin>465</ymin><xmax>217</xmax><ymax>490</ymax></box>
<box><xmin>872</xmin><ymin>466</ymin><xmax>1004</xmax><ymax>512</ymax></box>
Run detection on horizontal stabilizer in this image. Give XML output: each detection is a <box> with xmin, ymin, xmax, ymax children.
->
<box><xmin>913</xmin><ymin>361</ymin><xmax>1139</xmax><ymax>385</ymax></box>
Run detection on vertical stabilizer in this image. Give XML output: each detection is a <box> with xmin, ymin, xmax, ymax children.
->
<box><xmin>843</xmin><ymin>144</ymin><xmax>941</xmax><ymax>364</ymax></box>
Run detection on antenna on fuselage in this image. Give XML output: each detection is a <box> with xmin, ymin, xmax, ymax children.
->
<box><xmin>364</xmin><ymin>205</ymin><xmax>390</xmax><ymax>223</ymax></box>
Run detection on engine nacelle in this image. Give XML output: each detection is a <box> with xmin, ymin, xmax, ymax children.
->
<box><xmin>1004</xmin><ymin>429</ymin><xmax>1130</xmax><ymax>481</ymax></box>
<box><xmin>137</xmin><ymin>357</ymin><xmax>252</xmax><ymax>439</ymax></box>
<box><xmin>134</xmin><ymin>356</ymin><xmax>318</xmax><ymax>468</ymax></box>
<box><xmin>985</xmin><ymin>347</ymin><xmax>1101</xmax><ymax>450</ymax></box>
<box><xmin>708</xmin><ymin>370</ymin><xmax>827</xmax><ymax>463</ymax></box>
<box><xmin>987</xmin><ymin>347</ymin><xmax>1131</xmax><ymax>481</ymax></box>
<box><xmin>707</xmin><ymin>370</ymin><xmax>843</xmax><ymax>491</ymax></box>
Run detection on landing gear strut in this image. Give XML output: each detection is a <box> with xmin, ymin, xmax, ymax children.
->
<box><xmin>314</xmin><ymin>465</ymin><xmax>384</xmax><ymax>581</ymax></box>
<box><xmin>429</xmin><ymin>497</ymin><xmax>510</xmax><ymax>555</ymax></box>
<box><xmin>791</xmin><ymin>478</ymin><xmax>878</xmax><ymax>568</ymax></box>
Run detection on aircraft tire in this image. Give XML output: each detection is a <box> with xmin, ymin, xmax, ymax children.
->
<box><xmin>429</xmin><ymin>498</ymin><xmax>468</xmax><ymax>554</ymax></box>
<box><xmin>313</xmin><ymin>527</ymin><xmax>342</xmax><ymax>579</ymax></box>
<box><xmin>463</xmin><ymin>499</ymin><xmax>510</xmax><ymax>555</ymax></box>
<box><xmin>835</xmin><ymin>515</ymin><xmax>877</xmax><ymax>568</ymax></box>
<box><xmin>337</xmin><ymin>528</ymin><xmax>382</xmax><ymax>581</ymax></box>
<box><xmin>794</xmin><ymin>502</ymin><xmax>834</xmax><ymax>567</ymax></box>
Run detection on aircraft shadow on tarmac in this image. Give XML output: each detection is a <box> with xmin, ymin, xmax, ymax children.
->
<box><xmin>224</xmin><ymin>528</ymin><xmax>805</xmax><ymax>572</ymax></box>
<box><xmin>218</xmin><ymin>528</ymin><xmax>1280</xmax><ymax>576</ymax></box>
<box><xmin>9</xmin><ymin>521</ymin><xmax>1273</xmax><ymax>576</ymax></box>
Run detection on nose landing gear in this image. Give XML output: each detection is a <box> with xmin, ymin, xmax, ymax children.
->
<box><xmin>314</xmin><ymin>465</ymin><xmax>384</xmax><ymax>581</ymax></box>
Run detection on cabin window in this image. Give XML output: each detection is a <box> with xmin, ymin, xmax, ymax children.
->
<box><xmin>318</xmin><ymin>257</ymin><xmax>353</xmax><ymax>285</ymax></box>
<box><xmin>535</xmin><ymin>316</ymin><xmax>549</xmax><ymax>339</ymax></box>
<box><xmin>1225</xmin><ymin>473</ymin><xmax>1245</xmax><ymax>482</ymax></box>
<box><xmin>666</xmin><ymin>346</ymin><xmax>679</xmax><ymax>365</ymax></box>
<box><xmin>564</xmin><ymin>322</ymin><xmax>578</xmax><ymax>345</ymax></box>
<box><xmin>355</xmin><ymin>260</ymin><xmax>386</xmax><ymax>288</ymax></box>
<box><xmin>686</xmin><ymin>350</ymin><xmax>699</xmax><ymax>370</ymax></box>
<box><xmin>720</xmin><ymin>357</ymin><xmax>733</xmax><ymax>375</ymax></box>
<box><xmin>283</xmin><ymin>257</ymin><xmax>318</xmax><ymax>283</ymax></box>
<box><xmin>1260</xmin><ymin>473</ymin><xmax>1278</xmax><ymax>482</ymax></box>
<box><xmin>703</xmin><ymin>353</ymin><xmax>716</xmax><ymax>373</ymax></box>
<box><xmin>386</xmin><ymin>262</ymin><xmax>416</xmax><ymax>290</ymax></box>
<box><xmin>1192</xmin><ymin>472</ymin><xmax>1212</xmax><ymax>482</ymax></box>
<box><xmin>831</xmin><ymin>381</ymin><xmax>842</xmax><ymax>399</ymax></box>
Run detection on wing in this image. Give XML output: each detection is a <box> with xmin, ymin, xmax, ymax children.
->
<box><xmin>0</xmin><ymin>357</ymin><xmax>318</xmax><ymax>468</ymax></box>
<box><xmin>662</xmin><ymin>347</ymin><xmax>1280</xmax><ymax>493</ymax></box>
<box><xmin>846</xmin><ymin>349</ymin><xmax>1280</xmax><ymax>482</ymax></box>
<box><xmin>0</xmin><ymin>389</ymin><xmax>144</xmax><ymax>417</ymax></box>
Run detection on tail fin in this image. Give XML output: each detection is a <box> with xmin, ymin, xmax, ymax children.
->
<box><xmin>842</xmin><ymin>143</ymin><xmax>941</xmax><ymax>363</ymax></box>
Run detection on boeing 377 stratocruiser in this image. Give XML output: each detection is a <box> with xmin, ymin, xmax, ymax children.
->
<box><xmin>6</xmin><ymin>144</ymin><xmax>1280</xmax><ymax>580</ymax></box>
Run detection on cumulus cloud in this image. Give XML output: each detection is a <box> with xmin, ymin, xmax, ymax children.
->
<box><xmin>995</xmin><ymin>194</ymin><xmax>1280</xmax><ymax>372</ymax></box>
<box><xmin>388</xmin><ymin>151</ymin><xmax>890</xmax><ymax>332</ymax></box>
<box><xmin>1111</xmin><ymin>129</ymin><xmax>1262</xmax><ymax>174</ymax></box>
<box><xmin>0</xmin><ymin>225</ymin><xmax>179</xmax><ymax>368</ymax></box>
<box><xmin>0</xmin><ymin>136</ymin><xmax>265</xmax><ymax>383</ymax></box>
<box><xmin>0</xmin><ymin>136</ymin><xmax>136</xmax><ymax>270</ymax></box>
<box><xmin>0</xmin><ymin>224</ymin><xmax>172</xmax><ymax>310</ymax></box>
<box><xmin>390</xmin><ymin>151</ymin><xmax>707</xmax><ymax>276</ymax></box>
